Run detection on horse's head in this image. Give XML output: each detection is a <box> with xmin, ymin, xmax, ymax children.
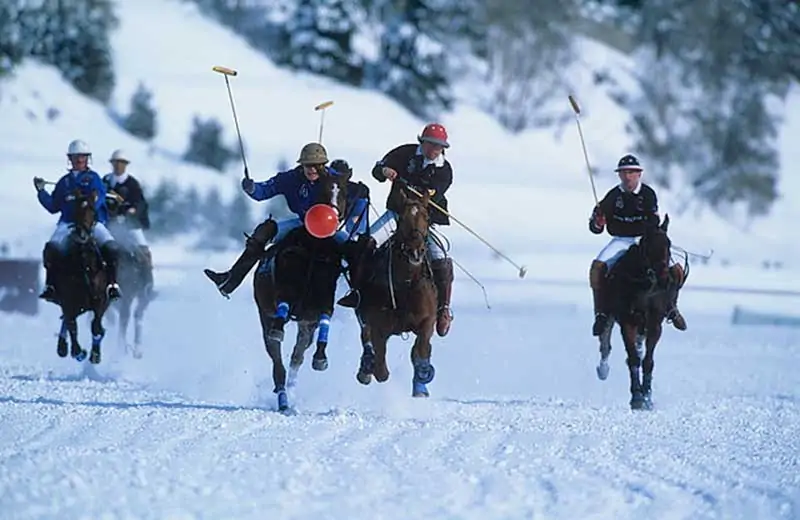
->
<box><xmin>315</xmin><ymin>167</ymin><xmax>350</xmax><ymax>221</ymax></box>
<box><xmin>639</xmin><ymin>214</ymin><xmax>672</xmax><ymax>280</ymax></box>
<box><xmin>72</xmin><ymin>189</ymin><xmax>98</xmax><ymax>237</ymax></box>
<box><xmin>395</xmin><ymin>187</ymin><xmax>431</xmax><ymax>266</ymax></box>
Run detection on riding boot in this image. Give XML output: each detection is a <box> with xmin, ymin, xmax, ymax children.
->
<box><xmin>204</xmin><ymin>219</ymin><xmax>277</xmax><ymax>298</ymax></box>
<box><xmin>39</xmin><ymin>242</ymin><xmax>61</xmax><ymax>303</ymax></box>
<box><xmin>590</xmin><ymin>260</ymin><xmax>609</xmax><ymax>336</ymax></box>
<box><xmin>666</xmin><ymin>264</ymin><xmax>687</xmax><ymax>331</ymax></box>
<box><xmin>101</xmin><ymin>242</ymin><xmax>122</xmax><ymax>301</ymax></box>
<box><xmin>431</xmin><ymin>257</ymin><xmax>454</xmax><ymax>337</ymax></box>
<box><xmin>337</xmin><ymin>235</ymin><xmax>376</xmax><ymax>308</ymax></box>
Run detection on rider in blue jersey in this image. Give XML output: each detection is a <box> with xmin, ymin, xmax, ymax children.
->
<box><xmin>34</xmin><ymin>139</ymin><xmax>122</xmax><ymax>303</ymax></box>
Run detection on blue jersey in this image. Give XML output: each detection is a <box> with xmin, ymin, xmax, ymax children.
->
<box><xmin>37</xmin><ymin>169</ymin><xmax>109</xmax><ymax>224</ymax></box>
<box><xmin>250</xmin><ymin>166</ymin><xmax>369</xmax><ymax>220</ymax></box>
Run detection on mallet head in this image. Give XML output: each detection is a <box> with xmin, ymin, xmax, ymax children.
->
<box><xmin>314</xmin><ymin>101</ymin><xmax>334</xmax><ymax>111</ymax></box>
<box><xmin>212</xmin><ymin>65</ymin><xmax>238</xmax><ymax>76</ymax></box>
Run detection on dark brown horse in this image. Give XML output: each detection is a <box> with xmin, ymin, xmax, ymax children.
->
<box><xmin>253</xmin><ymin>170</ymin><xmax>351</xmax><ymax>412</ymax></box>
<box><xmin>353</xmin><ymin>188</ymin><xmax>439</xmax><ymax>397</ymax></box>
<box><xmin>596</xmin><ymin>214</ymin><xmax>686</xmax><ymax>410</ymax></box>
<box><xmin>53</xmin><ymin>190</ymin><xmax>111</xmax><ymax>364</ymax></box>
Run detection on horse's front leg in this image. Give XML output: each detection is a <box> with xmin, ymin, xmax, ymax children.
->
<box><xmin>259</xmin><ymin>307</ymin><xmax>289</xmax><ymax>412</ymax></box>
<box><xmin>372</xmin><ymin>327</ymin><xmax>391</xmax><ymax>384</ymax></box>
<box><xmin>288</xmin><ymin>320</ymin><xmax>317</xmax><ymax>389</ymax></box>
<box><xmin>596</xmin><ymin>317</ymin><xmax>614</xmax><ymax>381</ymax></box>
<box><xmin>641</xmin><ymin>317</ymin><xmax>663</xmax><ymax>410</ymax></box>
<box><xmin>311</xmin><ymin>312</ymin><xmax>331</xmax><ymax>371</ymax></box>
<box><xmin>66</xmin><ymin>315</ymin><xmax>87</xmax><ymax>362</ymax></box>
<box><xmin>268</xmin><ymin>301</ymin><xmax>290</xmax><ymax>343</ymax></box>
<box><xmin>117</xmin><ymin>297</ymin><xmax>132</xmax><ymax>355</ymax></box>
<box><xmin>620</xmin><ymin>322</ymin><xmax>644</xmax><ymax>410</ymax></box>
<box><xmin>57</xmin><ymin>317</ymin><xmax>69</xmax><ymax>358</ymax></box>
<box><xmin>410</xmin><ymin>317</ymin><xmax>436</xmax><ymax>398</ymax></box>
<box><xmin>89</xmin><ymin>310</ymin><xmax>106</xmax><ymax>365</ymax></box>
<box><xmin>356</xmin><ymin>311</ymin><xmax>376</xmax><ymax>385</ymax></box>
<box><xmin>130</xmin><ymin>296</ymin><xmax>146</xmax><ymax>359</ymax></box>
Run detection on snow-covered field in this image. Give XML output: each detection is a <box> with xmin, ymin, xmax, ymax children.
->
<box><xmin>1</xmin><ymin>0</ymin><xmax>799</xmax><ymax>518</ymax></box>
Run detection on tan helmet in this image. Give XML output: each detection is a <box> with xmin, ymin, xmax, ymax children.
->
<box><xmin>297</xmin><ymin>142</ymin><xmax>328</xmax><ymax>165</ymax></box>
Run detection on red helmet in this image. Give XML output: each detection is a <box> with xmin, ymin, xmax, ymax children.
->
<box><xmin>304</xmin><ymin>204</ymin><xmax>339</xmax><ymax>239</ymax></box>
<box><xmin>418</xmin><ymin>123</ymin><xmax>450</xmax><ymax>148</ymax></box>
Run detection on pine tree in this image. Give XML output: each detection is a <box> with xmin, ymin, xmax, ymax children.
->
<box><xmin>197</xmin><ymin>187</ymin><xmax>232</xmax><ymax>250</ymax></box>
<box><xmin>370</xmin><ymin>0</ymin><xmax>453</xmax><ymax>120</ymax></box>
<box><xmin>226</xmin><ymin>189</ymin><xmax>252</xmax><ymax>241</ymax></box>
<box><xmin>183</xmin><ymin>115</ymin><xmax>235</xmax><ymax>172</ymax></box>
<box><xmin>122</xmin><ymin>82</ymin><xmax>158</xmax><ymax>140</ymax></box>
<box><xmin>276</xmin><ymin>0</ymin><xmax>364</xmax><ymax>85</ymax></box>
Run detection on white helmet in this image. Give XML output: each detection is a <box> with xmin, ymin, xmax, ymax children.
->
<box><xmin>67</xmin><ymin>139</ymin><xmax>91</xmax><ymax>156</ymax></box>
<box><xmin>109</xmin><ymin>149</ymin><xmax>130</xmax><ymax>163</ymax></box>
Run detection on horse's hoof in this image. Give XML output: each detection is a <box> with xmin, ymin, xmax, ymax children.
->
<box><xmin>132</xmin><ymin>349</ymin><xmax>143</xmax><ymax>360</ymax></box>
<box><xmin>74</xmin><ymin>349</ymin><xmax>87</xmax><ymax>363</ymax></box>
<box><xmin>596</xmin><ymin>361</ymin><xmax>610</xmax><ymax>381</ymax></box>
<box><xmin>356</xmin><ymin>371</ymin><xmax>372</xmax><ymax>385</ymax></box>
<box><xmin>277</xmin><ymin>390</ymin><xmax>289</xmax><ymax>412</ymax></box>
<box><xmin>287</xmin><ymin>366</ymin><xmax>299</xmax><ymax>388</ymax></box>
<box><xmin>630</xmin><ymin>392</ymin><xmax>645</xmax><ymax>410</ymax></box>
<box><xmin>57</xmin><ymin>339</ymin><xmax>68</xmax><ymax>358</ymax></box>
<box><xmin>374</xmin><ymin>367</ymin><xmax>390</xmax><ymax>383</ymax></box>
<box><xmin>311</xmin><ymin>356</ymin><xmax>328</xmax><ymax>371</ymax></box>
<box><xmin>90</xmin><ymin>348</ymin><xmax>101</xmax><ymax>365</ymax></box>
<box><xmin>359</xmin><ymin>350</ymin><xmax>375</xmax><ymax>375</ymax></box>
<box><xmin>412</xmin><ymin>381</ymin><xmax>430</xmax><ymax>397</ymax></box>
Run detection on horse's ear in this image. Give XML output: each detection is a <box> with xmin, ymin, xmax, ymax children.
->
<box><xmin>422</xmin><ymin>188</ymin><xmax>431</xmax><ymax>206</ymax></box>
<box><xmin>660</xmin><ymin>213</ymin><xmax>670</xmax><ymax>232</ymax></box>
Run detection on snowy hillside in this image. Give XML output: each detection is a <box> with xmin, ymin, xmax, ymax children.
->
<box><xmin>0</xmin><ymin>0</ymin><xmax>797</xmax><ymax>277</ymax></box>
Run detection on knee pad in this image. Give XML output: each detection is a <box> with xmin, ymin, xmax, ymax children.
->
<box><xmin>589</xmin><ymin>260</ymin><xmax>607</xmax><ymax>289</ymax></box>
<box><xmin>249</xmin><ymin>219</ymin><xmax>278</xmax><ymax>249</ymax></box>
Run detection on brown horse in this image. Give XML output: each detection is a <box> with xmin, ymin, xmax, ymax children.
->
<box><xmin>253</xmin><ymin>170</ymin><xmax>351</xmax><ymax>412</ymax></box>
<box><xmin>354</xmin><ymin>188</ymin><xmax>439</xmax><ymax>397</ymax></box>
<box><xmin>52</xmin><ymin>190</ymin><xmax>111</xmax><ymax>364</ymax></box>
<box><xmin>596</xmin><ymin>214</ymin><xmax>686</xmax><ymax>410</ymax></box>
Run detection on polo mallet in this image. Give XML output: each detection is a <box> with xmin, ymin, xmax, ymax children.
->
<box><xmin>568</xmin><ymin>94</ymin><xmax>599</xmax><ymax>206</ymax></box>
<box><xmin>314</xmin><ymin>101</ymin><xmax>334</xmax><ymax>144</ymax></box>
<box><xmin>212</xmin><ymin>65</ymin><xmax>250</xmax><ymax>179</ymax></box>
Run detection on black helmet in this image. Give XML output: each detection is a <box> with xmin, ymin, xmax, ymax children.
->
<box><xmin>330</xmin><ymin>159</ymin><xmax>352</xmax><ymax>175</ymax></box>
<box><xmin>615</xmin><ymin>154</ymin><xmax>643</xmax><ymax>172</ymax></box>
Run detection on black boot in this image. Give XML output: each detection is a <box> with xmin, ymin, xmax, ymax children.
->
<box><xmin>204</xmin><ymin>219</ymin><xmax>277</xmax><ymax>298</ymax></box>
<box><xmin>39</xmin><ymin>242</ymin><xmax>61</xmax><ymax>304</ymax></box>
<box><xmin>590</xmin><ymin>260</ymin><xmax>609</xmax><ymax>336</ymax></box>
<box><xmin>101</xmin><ymin>242</ymin><xmax>122</xmax><ymax>300</ymax></box>
<box><xmin>431</xmin><ymin>258</ymin><xmax>454</xmax><ymax>337</ymax></box>
<box><xmin>337</xmin><ymin>235</ymin><xmax>376</xmax><ymax>308</ymax></box>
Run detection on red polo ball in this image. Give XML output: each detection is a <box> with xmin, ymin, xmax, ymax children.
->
<box><xmin>304</xmin><ymin>204</ymin><xmax>339</xmax><ymax>239</ymax></box>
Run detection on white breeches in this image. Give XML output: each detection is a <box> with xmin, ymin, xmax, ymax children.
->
<box><xmin>107</xmin><ymin>220</ymin><xmax>148</xmax><ymax>249</ymax></box>
<box><xmin>595</xmin><ymin>236</ymin><xmax>676</xmax><ymax>268</ymax></box>
<box><xmin>49</xmin><ymin>221</ymin><xmax>114</xmax><ymax>251</ymax></box>
<box><xmin>370</xmin><ymin>210</ymin><xmax>446</xmax><ymax>261</ymax></box>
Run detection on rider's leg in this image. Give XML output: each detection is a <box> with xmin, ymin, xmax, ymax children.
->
<box><xmin>204</xmin><ymin>217</ymin><xmax>280</xmax><ymax>296</ymax></box>
<box><xmin>591</xmin><ymin>237</ymin><xmax>636</xmax><ymax>336</ymax></box>
<box><xmin>129</xmin><ymin>227</ymin><xmax>154</xmax><ymax>291</ymax></box>
<box><xmin>336</xmin><ymin>234</ymin><xmax>377</xmax><ymax>308</ymax></box>
<box><xmin>94</xmin><ymin>222</ymin><xmax>122</xmax><ymax>299</ymax></box>
<box><xmin>368</xmin><ymin>210</ymin><xmax>398</xmax><ymax>236</ymax></box>
<box><xmin>40</xmin><ymin>223</ymin><xmax>70</xmax><ymax>302</ymax></box>
<box><xmin>427</xmin><ymin>234</ymin><xmax>454</xmax><ymax>337</ymax></box>
<box><xmin>666</xmin><ymin>257</ymin><xmax>687</xmax><ymax>331</ymax></box>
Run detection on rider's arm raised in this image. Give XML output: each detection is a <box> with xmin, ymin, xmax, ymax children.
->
<box><xmin>37</xmin><ymin>178</ymin><xmax>63</xmax><ymax>214</ymax></box>
<box><xmin>249</xmin><ymin>170</ymin><xmax>291</xmax><ymax>202</ymax></box>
